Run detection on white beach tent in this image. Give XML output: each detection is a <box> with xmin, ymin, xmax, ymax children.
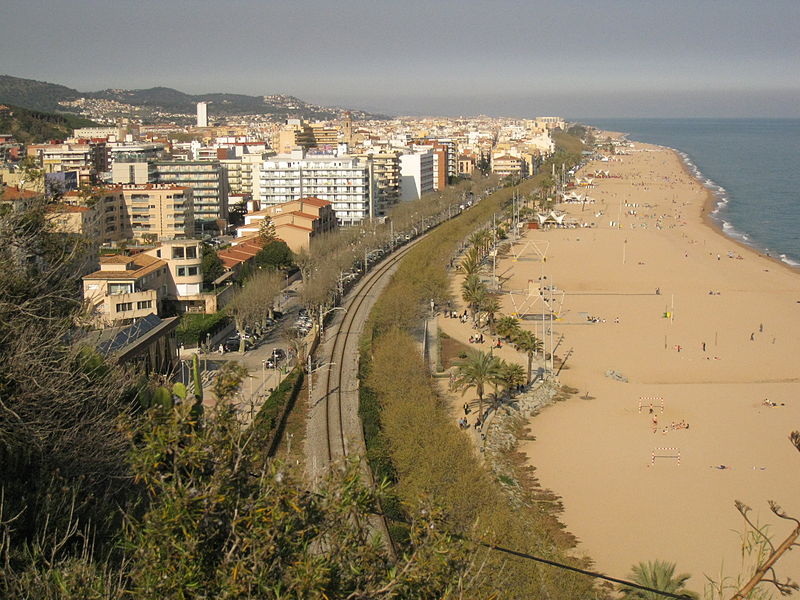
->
<box><xmin>536</xmin><ymin>211</ymin><xmax>567</xmax><ymax>226</ymax></box>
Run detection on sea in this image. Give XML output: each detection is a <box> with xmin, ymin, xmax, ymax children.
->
<box><xmin>580</xmin><ymin>118</ymin><xmax>800</xmax><ymax>268</ymax></box>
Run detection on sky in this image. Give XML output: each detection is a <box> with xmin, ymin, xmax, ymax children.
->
<box><xmin>1</xmin><ymin>0</ymin><xmax>798</xmax><ymax>118</ymax></box>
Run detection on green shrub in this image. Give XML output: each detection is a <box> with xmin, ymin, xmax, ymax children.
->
<box><xmin>250</xmin><ymin>366</ymin><xmax>304</xmax><ymax>459</ymax></box>
<box><xmin>176</xmin><ymin>312</ymin><xmax>229</xmax><ymax>346</ymax></box>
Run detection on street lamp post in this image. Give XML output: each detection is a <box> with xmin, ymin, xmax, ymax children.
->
<box><xmin>307</xmin><ymin>358</ymin><xmax>335</xmax><ymax>404</ymax></box>
<box><xmin>319</xmin><ymin>306</ymin><xmax>347</xmax><ymax>337</ymax></box>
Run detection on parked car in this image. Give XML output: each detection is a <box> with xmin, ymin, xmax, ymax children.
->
<box><xmin>223</xmin><ymin>336</ymin><xmax>253</xmax><ymax>352</ymax></box>
<box><xmin>272</xmin><ymin>348</ymin><xmax>286</xmax><ymax>361</ymax></box>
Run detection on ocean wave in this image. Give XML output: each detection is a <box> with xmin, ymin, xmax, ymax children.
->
<box><xmin>631</xmin><ymin>139</ymin><xmax>797</xmax><ymax>267</ymax></box>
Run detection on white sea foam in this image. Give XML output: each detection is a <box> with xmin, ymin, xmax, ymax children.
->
<box><xmin>638</xmin><ymin>139</ymin><xmax>795</xmax><ymax>265</ymax></box>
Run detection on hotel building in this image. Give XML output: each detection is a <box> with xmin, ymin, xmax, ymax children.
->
<box><xmin>259</xmin><ymin>149</ymin><xmax>374</xmax><ymax>226</ymax></box>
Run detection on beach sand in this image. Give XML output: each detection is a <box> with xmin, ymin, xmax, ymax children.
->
<box><xmin>499</xmin><ymin>142</ymin><xmax>800</xmax><ymax>585</ymax></box>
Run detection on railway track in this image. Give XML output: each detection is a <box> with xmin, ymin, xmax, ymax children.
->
<box><xmin>320</xmin><ymin>240</ymin><xmax>419</xmax><ymax>462</ymax></box>
<box><xmin>314</xmin><ymin>238</ymin><xmax>423</xmax><ymax>558</ymax></box>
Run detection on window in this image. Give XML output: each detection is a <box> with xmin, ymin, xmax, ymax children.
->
<box><xmin>172</xmin><ymin>246</ymin><xmax>185</xmax><ymax>259</ymax></box>
<box><xmin>108</xmin><ymin>282</ymin><xmax>133</xmax><ymax>295</ymax></box>
<box><xmin>115</xmin><ymin>302</ymin><xmax>133</xmax><ymax>312</ymax></box>
<box><xmin>187</xmin><ymin>266</ymin><xmax>198</xmax><ymax>276</ymax></box>
<box><xmin>136</xmin><ymin>300</ymin><xmax>152</xmax><ymax>310</ymax></box>
<box><xmin>186</xmin><ymin>246</ymin><xmax>197</xmax><ymax>259</ymax></box>
<box><xmin>177</xmin><ymin>267</ymin><xmax>186</xmax><ymax>276</ymax></box>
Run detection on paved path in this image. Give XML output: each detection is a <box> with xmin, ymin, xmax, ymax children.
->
<box><xmin>179</xmin><ymin>280</ymin><xmax>306</xmax><ymax>423</ymax></box>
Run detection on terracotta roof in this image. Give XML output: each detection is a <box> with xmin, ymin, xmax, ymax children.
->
<box><xmin>48</xmin><ymin>204</ymin><xmax>90</xmax><ymax>213</ymax></box>
<box><xmin>296</xmin><ymin>196</ymin><xmax>331</xmax><ymax>207</ymax></box>
<box><xmin>273</xmin><ymin>210</ymin><xmax>317</xmax><ymax>221</ymax></box>
<box><xmin>101</xmin><ymin>255</ymin><xmax>135</xmax><ymax>264</ymax></box>
<box><xmin>1</xmin><ymin>186</ymin><xmax>38</xmax><ymax>201</ymax></box>
<box><xmin>276</xmin><ymin>222</ymin><xmax>313</xmax><ymax>232</ymax></box>
<box><xmin>83</xmin><ymin>253</ymin><xmax>165</xmax><ymax>280</ymax></box>
<box><xmin>218</xmin><ymin>237</ymin><xmax>266</xmax><ymax>269</ymax></box>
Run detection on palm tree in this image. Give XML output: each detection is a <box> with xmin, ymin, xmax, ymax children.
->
<box><xmin>478</xmin><ymin>292</ymin><xmax>501</xmax><ymax>333</ymax></box>
<box><xmin>620</xmin><ymin>560</ymin><xmax>698</xmax><ymax>599</ymax></box>
<box><xmin>461</xmin><ymin>274</ymin><xmax>488</xmax><ymax>322</ymax></box>
<box><xmin>495</xmin><ymin>315</ymin><xmax>521</xmax><ymax>341</ymax></box>
<box><xmin>452</xmin><ymin>350</ymin><xmax>502</xmax><ymax>420</ymax></box>
<box><xmin>459</xmin><ymin>246</ymin><xmax>483</xmax><ymax>276</ymax></box>
<box><xmin>468</xmin><ymin>229</ymin><xmax>493</xmax><ymax>258</ymax></box>
<box><xmin>513</xmin><ymin>330</ymin><xmax>542</xmax><ymax>384</ymax></box>
<box><xmin>497</xmin><ymin>361</ymin><xmax>526</xmax><ymax>399</ymax></box>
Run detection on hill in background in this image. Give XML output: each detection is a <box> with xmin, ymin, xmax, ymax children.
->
<box><xmin>0</xmin><ymin>104</ymin><xmax>97</xmax><ymax>144</ymax></box>
<box><xmin>0</xmin><ymin>74</ymin><xmax>387</xmax><ymax>124</ymax></box>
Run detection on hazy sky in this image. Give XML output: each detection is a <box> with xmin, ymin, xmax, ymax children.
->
<box><xmin>1</xmin><ymin>0</ymin><xmax>798</xmax><ymax>118</ymax></box>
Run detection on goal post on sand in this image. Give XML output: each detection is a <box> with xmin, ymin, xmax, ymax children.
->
<box><xmin>639</xmin><ymin>396</ymin><xmax>664</xmax><ymax>414</ymax></box>
<box><xmin>651</xmin><ymin>447</ymin><xmax>680</xmax><ymax>466</ymax></box>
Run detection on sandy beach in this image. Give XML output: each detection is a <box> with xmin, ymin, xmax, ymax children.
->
<box><xmin>495</xmin><ymin>140</ymin><xmax>800</xmax><ymax>585</ymax></box>
<box><xmin>436</xmin><ymin>138</ymin><xmax>800</xmax><ymax>587</ymax></box>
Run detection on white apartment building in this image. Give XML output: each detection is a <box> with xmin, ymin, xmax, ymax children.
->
<box><xmin>197</xmin><ymin>102</ymin><xmax>208</xmax><ymax>128</ymax></box>
<box><xmin>399</xmin><ymin>150</ymin><xmax>434</xmax><ymax>201</ymax></box>
<box><xmin>259</xmin><ymin>149</ymin><xmax>374</xmax><ymax>226</ymax></box>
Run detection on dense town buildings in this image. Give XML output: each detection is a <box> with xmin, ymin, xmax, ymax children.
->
<box><xmin>2</xmin><ymin>109</ymin><xmax>558</xmax><ymax>239</ymax></box>
<box><xmin>1</xmin><ymin>106</ymin><xmax>561</xmax><ymax>335</ymax></box>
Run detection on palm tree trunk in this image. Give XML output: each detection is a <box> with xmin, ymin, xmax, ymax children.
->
<box><xmin>527</xmin><ymin>352</ymin><xmax>533</xmax><ymax>384</ymax></box>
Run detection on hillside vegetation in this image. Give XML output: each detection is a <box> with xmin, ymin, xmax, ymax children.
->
<box><xmin>0</xmin><ymin>104</ymin><xmax>97</xmax><ymax>143</ymax></box>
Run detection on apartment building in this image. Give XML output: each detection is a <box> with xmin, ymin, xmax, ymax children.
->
<box><xmin>72</xmin><ymin>126</ymin><xmax>121</xmax><ymax>140</ymax></box>
<box><xmin>197</xmin><ymin>102</ymin><xmax>208</xmax><ymax>128</ymax></box>
<box><xmin>259</xmin><ymin>149</ymin><xmax>374</xmax><ymax>226</ymax></box>
<box><xmin>47</xmin><ymin>203</ymin><xmax>101</xmax><ymax>240</ymax></box>
<box><xmin>63</xmin><ymin>187</ymin><xmax>128</xmax><ymax>243</ymax></box>
<box><xmin>82</xmin><ymin>239</ymin><xmax>204</xmax><ymax>326</ymax></box>
<box><xmin>275</xmin><ymin>119</ymin><xmax>316</xmax><ymax>154</ymax></box>
<box><xmin>491</xmin><ymin>154</ymin><xmax>529</xmax><ymax>179</ymax></box>
<box><xmin>112</xmin><ymin>161</ymin><xmax>156</xmax><ymax>185</ymax></box>
<box><xmin>154</xmin><ymin>160</ymin><xmax>228</xmax><ymax>225</ymax></box>
<box><xmin>60</xmin><ymin>183</ymin><xmax>193</xmax><ymax>243</ymax></box>
<box><xmin>414</xmin><ymin>139</ymin><xmax>456</xmax><ymax>189</ymax></box>
<box><xmin>457</xmin><ymin>152</ymin><xmax>477</xmax><ymax>176</ymax></box>
<box><xmin>220</xmin><ymin>153</ymin><xmax>266</xmax><ymax>204</ymax></box>
<box><xmin>353</xmin><ymin>151</ymin><xmax>401</xmax><ymax>214</ymax></box>
<box><xmin>108</xmin><ymin>142</ymin><xmax>165</xmax><ymax>166</ymax></box>
<box><xmin>308</xmin><ymin>122</ymin><xmax>341</xmax><ymax>147</ymax></box>
<box><xmin>399</xmin><ymin>150</ymin><xmax>434</xmax><ymax>201</ymax></box>
<box><xmin>27</xmin><ymin>142</ymin><xmax>107</xmax><ymax>186</ymax></box>
<box><xmin>534</xmin><ymin>116</ymin><xmax>565</xmax><ymax>130</ymax></box>
<box><xmin>124</xmin><ymin>184</ymin><xmax>194</xmax><ymax>240</ymax></box>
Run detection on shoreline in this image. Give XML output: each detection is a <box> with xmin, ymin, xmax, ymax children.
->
<box><xmin>622</xmin><ymin>134</ymin><xmax>800</xmax><ymax>273</ymax></box>
<box><xmin>510</xmin><ymin>137</ymin><xmax>800</xmax><ymax>582</ymax></box>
